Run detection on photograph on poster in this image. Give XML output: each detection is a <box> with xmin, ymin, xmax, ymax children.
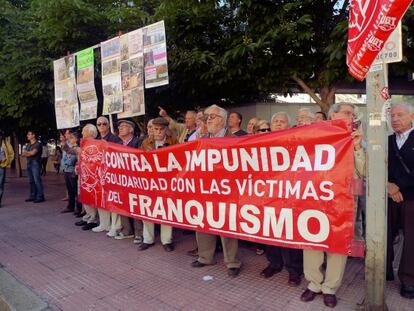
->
<box><xmin>77</xmin><ymin>67</ymin><xmax>94</xmax><ymax>84</ymax></box>
<box><xmin>120</xmin><ymin>34</ymin><xmax>129</xmax><ymax>61</ymax></box>
<box><xmin>101</xmin><ymin>37</ymin><xmax>120</xmax><ymax>59</ymax></box>
<box><xmin>129</xmin><ymin>28</ymin><xmax>143</xmax><ymax>56</ymax></box>
<box><xmin>102</xmin><ymin>58</ymin><xmax>120</xmax><ymax>76</ymax></box>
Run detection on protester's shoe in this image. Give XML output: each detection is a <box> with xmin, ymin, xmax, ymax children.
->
<box><xmin>82</xmin><ymin>223</ymin><xmax>98</xmax><ymax>231</ymax></box>
<box><xmin>75</xmin><ymin>220</ymin><xmax>87</xmax><ymax>226</ymax></box>
<box><xmin>260</xmin><ymin>265</ymin><xmax>282</xmax><ymax>278</ymax></box>
<box><xmin>114</xmin><ymin>232</ymin><xmax>134</xmax><ymax>240</ymax></box>
<box><xmin>25</xmin><ymin>198</ymin><xmax>35</xmax><ymax>202</ymax></box>
<box><xmin>78</xmin><ymin>211</ymin><xmax>86</xmax><ymax>218</ymax></box>
<box><xmin>288</xmin><ymin>273</ymin><xmax>302</xmax><ymax>286</ymax></box>
<box><xmin>386</xmin><ymin>271</ymin><xmax>395</xmax><ymax>281</ymax></box>
<box><xmin>400</xmin><ymin>285</ymin><xmax>414</xmax><ymax>299</ymax></box>
<box><xmin>61</xmin><ymin>208</ymin><xmax>74</xmax><ymax>213</ymax></box>
<box><xmin>323</xmin><ymin>294</ymin><xmax>337</xmax><ymax>308</ymax></box>
<box><xmin>187</xmin><ymin>248</ymin><xmax>198</xmax><ymax>257</ymax></box>
<box><xmin>163</xmin><ymin>243</ymin><xmax>174</xmax><ymax>252</ymax></box>
<box><xmin>137</xmin><ymin>243</ymin><xmax>154</xmax><ymax>251</ymax></box>
<box><xmin>33</xmin><ymin>198</ymin><xmax>45</xmax><ymax>203</ymax></box>
<box><xmin>227</xmin><ymin>268</ymin><xmax>240</xmax><ymax>277</ymax></box>
<box><xmin>300</xmin><ymin>289</ymin><xmax>319</xmax><ymax>302</ymax></box>
<box><xmin>191</xmin><ymin>260</ymin><xmax>207</xmax><ymax>268</ymax></box>
<box><xmin>61</xmin><ymin>197</ymin><xmax>69</xmax><ymax>201</ymax></box>
<box><xmin>92</xmin><ymin>225</ymin><xmax>108</xmax><ymax>233</ymax></box>
<box><xmin>133</xmin><ymin>236</ymin><xmax>143</xmax><ymax>244</ymax></box>
<box><xmin>106</xmin><ymin>229</ymin><xmax>118</xmax><ymax>238</ymax></box>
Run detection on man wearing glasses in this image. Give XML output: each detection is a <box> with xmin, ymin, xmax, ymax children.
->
<box><xmin>92</xmin><ymin>116</ymin><xmax>123</xmax><ymax>236</ymax></box>
<box><xmin>191</xmin><ymin>104</ymin><xmax>242</xmax><ymax>277</ymax></box>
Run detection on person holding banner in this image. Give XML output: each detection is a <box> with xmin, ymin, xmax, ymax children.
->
<box><xmin>191</xmin><ymin>104</ymin><xmax>242</xmax><ymax>277</ymax></box>
<box><xmin>139</xmin><ymin>117</ymin><xmax>178</xmax><ymax>252</ymax></box>
<box><xmin>386</xmin><ymin>103</ymin><xmax>414</xmax><ymax>299</ymax></box>
<box><xmin>301</xmin><ymin>102</ymin><xmax>365</xmax><ymax>308</ymax></box>
<box><xmin>296</xmin><ymin>108</ymin><xmax>315</xmax><ymax>126</ymax></box>
<box><xmin>92</xmin><ymin>116</ymin><xmax>123</xmax><ymax>236</ymax></box>
<box><xmin>75</xmin><ymin>124</ymin><xmax>99</xmax><ymax>231</ymax></box>
<box><xmin>257</xmin><ymin>115</ymin><xmax>303</xmax><ymax>286</ymax></box>
<box><xmin>113</xmin><ymin>119</ymin><xmax>144</xmax><ymax>243</ymax></box>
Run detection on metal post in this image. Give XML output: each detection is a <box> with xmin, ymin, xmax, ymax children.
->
<box><xmin>364</xmin><ymin>67</ymin><xmax>389</xmax><ymax>311</ymax></box>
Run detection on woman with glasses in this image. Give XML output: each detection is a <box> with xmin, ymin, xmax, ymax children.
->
<box><xmin>252</xmin><ymin>120</ymin><xmax>271</xmax><ymax>134</ymax></box>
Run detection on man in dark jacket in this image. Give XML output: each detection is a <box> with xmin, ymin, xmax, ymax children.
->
<box><xmin>113</xmin><ymin>119</ymin><xmax>144</xmax><ymax>244</ymax></box>
<box><xmin>387</xmin><ymin>103</ymin><xmax>414</xmax><ymax>299</ymax></box>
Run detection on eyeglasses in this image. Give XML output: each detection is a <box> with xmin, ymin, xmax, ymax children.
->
<box><xmin>258</xmin><ymin>128</ymin><xmax>271</xmax><ymax>132</ymax></box>
<box><xmin>207</xmin><ymin>113</ymin><xmax>223</xmax><ymax>120</ymax></box>
<box><xmin>97</xmin><ymin>123</ymin><xmax>108</xmax><ymax>126</ymax></box>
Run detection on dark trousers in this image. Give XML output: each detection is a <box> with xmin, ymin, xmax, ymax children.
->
<box><xmin>27</xmin><ymin>160</ymin><xmax>44</xmax><ymax>200</ymax></box>
<box><xmin>396</xmin><ymin>200</ymin><xmax>414</xmax><ymax>286</ymax></box>
<box><xmin>120</xmin><ymin>216</ymin><xmax>143</xmax><ymax>237</ymax></box>
<box><xmin>266</xmin><ymin>245</ymin><xmax>303</xmax><ymax>276</ymax></box>
<box><xmin>0</xmin><ymin>167</ymin><xmax>5</xmax><ymax>204</ymax></box>
<box><xmin>64</xmin><ymin>172</ymin><xmax>81</xmax><ymax>212</ymax></box>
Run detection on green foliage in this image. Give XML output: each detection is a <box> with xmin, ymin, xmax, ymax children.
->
<box><xmin>1</xmin><ymin>0</ymin><xmax>413</xmax><ymax>135</ymax></box>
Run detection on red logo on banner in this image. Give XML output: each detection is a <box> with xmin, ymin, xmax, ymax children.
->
<box><xmin>347</xmin><ymin>0</ymin><xmax>413</xmax><ymax>81</ymax></box>
<box><xmin>79</xmin><ymin>121</ymin><xmax>360</xmax><ymax>256</ymax></box>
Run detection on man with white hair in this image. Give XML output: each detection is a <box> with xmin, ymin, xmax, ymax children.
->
<box><xmin>301</xmin><ymin>102</ymin><xmax>365</xmax><ymax>308</ymax></box>
<box><xmin>386</xmin><ymin>102</ymin><xmax>414</xmax><ymax>298</ymax></box>
<box><xmin>113</xmin><ymin>119</ymin><xmax>144</xmax><ymax>243</ymax></box>
<box><xmin>296</xmin><ymin>107</ymin><xmax>315</xmax><ymax>126</ymax></box>
<box><xmin>92</xmin><ymin>116</ymin><xmax>123</xmax><ymax>236</ymax></box>
<box><xmin>159</xmin><ymin>107</ymin><xmax>197</xmax><ymax>143</ymax></box>
<box><xmin>270</xmin><ymin>112</ymin><xmax>291</xmax><ymax>131</ymax></box>
<box><xmin>75</xmin><ymin>124</ymin><xmax>99</xmax><ymax>230</ymax></box>
<box><xmin>191</xmin><ymin>104</ymin><xmax>242</xmax><ymax>277</ymax></box>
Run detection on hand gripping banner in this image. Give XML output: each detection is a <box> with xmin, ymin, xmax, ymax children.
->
<box><xmin>79</xmin><ymin>121</ymin><xmax>356</xmax><ymax>256</ymax></box>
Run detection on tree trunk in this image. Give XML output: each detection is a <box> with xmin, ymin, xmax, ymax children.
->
<box><xmin>291</xmin><ymin>75</ymin><xmax>336</xmax><ymax>113</ymax></box>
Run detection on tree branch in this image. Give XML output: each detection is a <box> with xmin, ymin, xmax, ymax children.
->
<box><xmin>291</xmin><ymin>74</ymin><xmax>324</xmax><ymax>108</ymax></box>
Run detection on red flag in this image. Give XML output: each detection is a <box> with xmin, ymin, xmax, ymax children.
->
<box><xmin>347</xmin><ymin>0</ymin><xmax>413</xmax><ymax>81</ymax></box>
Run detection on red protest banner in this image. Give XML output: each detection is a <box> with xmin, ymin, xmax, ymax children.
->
<box><xmin>347</xmin><ymin>0</ymin><xmax>413</xmax><ymax>81</ymax></box>
<box><xmin>79</xmin><ymin>121</ymin><xmax>356</xmax><ymax>256</ymax></box>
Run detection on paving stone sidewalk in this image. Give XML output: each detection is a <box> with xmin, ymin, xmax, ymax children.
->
<box><xmin>0</xmin><ymin>171</ymin><xmax>413</xmax><ymax>311</ymax></box>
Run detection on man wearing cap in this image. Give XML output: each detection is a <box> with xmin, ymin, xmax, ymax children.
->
<box><xmin>139</xmin><ymin>117</ymin><xmax>178</xmax><ymax>252</ymax></box>
<box><xmin>92</xmin><ymin>116</ymin><xmax>123</xmax><ymax>236</ymax></box>
<box><xmin>113</xmin><ymin>119</ymin><xmax>144</xmax><ymax>244</ymax></box>
<box><xmin>191</xmin><ymin>104</ymin><xmax>242</xmax><ymax>277</ymax></box>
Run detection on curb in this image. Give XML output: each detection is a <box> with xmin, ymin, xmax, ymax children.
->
<box><xmin>0</xmin><ymin>266</ymin><xmax>51</xmax><ymax>311</ymax></box>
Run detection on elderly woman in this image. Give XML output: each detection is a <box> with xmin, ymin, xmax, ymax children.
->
<box><xmin>253</xmin><ymin>119</ymin><xmax>271</xmax><ymax>134</ymax></box>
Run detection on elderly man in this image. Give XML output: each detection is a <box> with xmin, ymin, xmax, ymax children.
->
<box><xmin>386</xmin><ymin>103</ymin><xmax>414</xmax><ymax>298</ymax></box>
<box><xmin>270</xmin><ymin>112</ymin><xmax>291</xmax><ymax>131</ymax></box>
<box><xmin>92</xmin><ymin>116</ymin><xmax>123</xmax><ymax>236</ymax></box>
<box><xmin>22</xmin><ymin>130</ymin><xmax>45</xmax><ymax>203</ymax></box>
<box><xmin>191</xmin><ymin>104</ymin><xmax>242</xmax><ymax>277</ymax></box>
<box><xmin>300</xmin><ymin>102</ymin><xmax>365</xmax><ymax>308</ymax></box>
<box><xmin>246</xmin><ymin>117</ymin><xmax>258</xmax><ymax>134</ymax></box>
<box><xmin>296</xmin><ymin>107</ymin><xmax>315</xmax><ymax>126</ymax></box>
<box><xmin>113</xmin><ymin>119</ymin><xmax>144</xmax><ymax>243</ymax></box>
<box><xmin>159</xmin><ymin>107</ymin><xmax>197</xmax><ymax>143</ymax></box>
<box><xmin>0</xmin><ymin>130</ymin><xmax>14</xmax><ymax>208</ymax></box>
<box><xmin>75</xmin><ymin>124</ymin><xmax>99</xmax><ymax>230</ymax></box>
<box><xmin>260</xmin><ymin>113</ymin><xmax>303</xmax><ymax>286</ymax></box>
<box><xmin>228</xmin><ymin>112</ymin><xmax>247</xmax><ymax>136</ymax></box>
<box><xmin>139</xmin><ymin>117</ymin><xmax>178</xmax><ymax>252</ymax></box>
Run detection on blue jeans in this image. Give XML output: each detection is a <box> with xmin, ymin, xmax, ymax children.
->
<box><xmin>0</xmin><ymin>167</ymin><xmax>5</xmax><ymax>204</ymax></box>
<box><xmin>27</xmin><ymin>160</ymin><xmax>44</xmax><ymax>200</ymax></box>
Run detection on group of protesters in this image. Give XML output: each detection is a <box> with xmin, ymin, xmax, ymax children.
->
<box><xmin>11</xmin><ymin>100</ymin><xmax>414</xmax><ymax>308</ymax></box>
